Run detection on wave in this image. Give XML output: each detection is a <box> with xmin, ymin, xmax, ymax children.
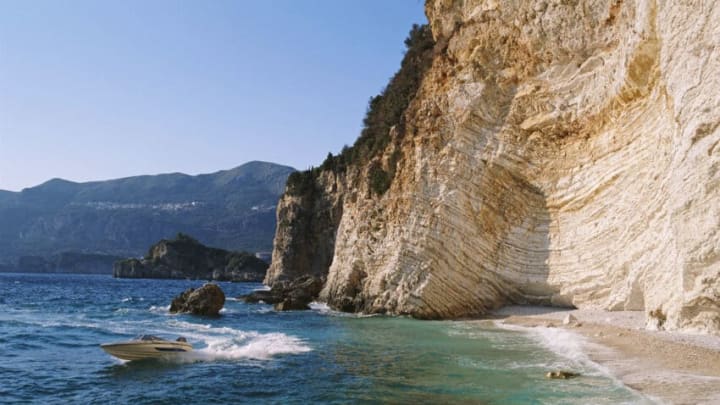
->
<box><xmin>494</xmin><ymin>322</ymin><xmax>616</xmax><ymax>377</ymax></box>
<box><xmin>148</xmin><ymin>305</ymin><xmax>170</xmax><ymax>314</ymax></box>
<box><xmin>185</xmin><ymin>332</ymin><xmax>312</xmax><ymax>362</ymax></box>
<box><xmin>253</xmin><ymin>306</ymin><xmax>274</xmax><ymax>314</ymax></box>
<box><xmin>308</xmin><ymin>301</ymin><xmax>381</xmax><ymax>318</ymax></box>
<box><xmin>308</xmin><ymin>302</ymin><xmax>334</xmax><ymax>313</ymax></box>
<box><xmin>162</xmin><ymin>320</ymin><xmax>312</xmax><ymax>363</ymax></box>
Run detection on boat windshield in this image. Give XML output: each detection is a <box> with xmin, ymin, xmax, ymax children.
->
<box><xmin>135</xmin><ymin>335</ymin><xmax>164</xmax><ymax>341</ymax></box>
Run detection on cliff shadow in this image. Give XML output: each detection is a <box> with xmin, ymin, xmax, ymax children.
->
<box><xmin>477</xmin><ymin>162</ymin><xmax>554</xmax><ymax>307</ymax></box>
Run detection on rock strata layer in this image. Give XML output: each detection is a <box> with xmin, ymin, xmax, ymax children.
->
<box><xmin>268</xmin><ymin>0</ymin><xmax>720</xmax><ymax>334</ymax></box>
<box><xmin>114</xmin><ymin>234</ymin><xmax>268</xmax><ymax>282</ymax></box>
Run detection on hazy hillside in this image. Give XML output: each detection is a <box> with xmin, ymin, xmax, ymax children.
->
<box><xmin>0</xmin><ymin>161</ymin><xmax>295</xmax><ymax>266</ymax></box>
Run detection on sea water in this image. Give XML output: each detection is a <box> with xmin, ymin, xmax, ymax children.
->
<box><xmin>0</xmin><ymin>273</ymin><xmax>651</xmax><ymax>404</ymax></box>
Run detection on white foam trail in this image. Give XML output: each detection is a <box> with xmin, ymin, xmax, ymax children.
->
<box><xmin>121</xmin><ymin>297</ymin><xmax>132</xmax><ymax>302</ymax></box>
<box><xmin>188</xmin><ymin>332</ymin><xmax>311</xmax><ymax>362</ymax></box>
<box><xmin>160</xmin><ymin>320</ymin><xmax>312</xmax><ymax>363</ymax></box>
<box><xmin>166</xmin><ymin>320</ymin><xmax>212</xmax><ymax>331</ymax></box>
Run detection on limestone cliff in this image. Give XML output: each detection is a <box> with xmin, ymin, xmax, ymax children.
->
<box><xmin>269</xmin><ymin>0</ymin><xmax>720</xmax><ymax>334</ymax></box>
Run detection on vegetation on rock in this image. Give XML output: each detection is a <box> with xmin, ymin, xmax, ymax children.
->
<box><xmin>287</xmin><ymin>24</ymin><xmax>435</xmax><ymax>197</ymax></box>
<box><xmin>267</xmin><ymin>24</ymin><xmax>436</xmax><ymax>308</ymax></box>
<box><xmin>114</xmin><ymin>233</ymin><xmax>268</xmax><ymax>282</ymax></box>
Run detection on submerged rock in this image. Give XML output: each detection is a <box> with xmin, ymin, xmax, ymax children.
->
<box><xmin>240</xmin><ymin>275</ymin><xmax>324</xmax><ymax>311</ymax></box>
<box><xmin>170</xmin><ymin>283</ymin><xmax>225</xmax><ymax>316</ymax></box>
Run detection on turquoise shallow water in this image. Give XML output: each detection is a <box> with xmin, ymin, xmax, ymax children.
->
<box><xmin>0</xmin><ymin>273</ymin><xmax>650</xmax><ymax>404</ymax></box>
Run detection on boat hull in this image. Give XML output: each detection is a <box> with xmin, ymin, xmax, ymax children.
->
<box><xmin>100</xmin><ymin>341</ymin><xmax>193</xmax><ymax>361</ymax></box>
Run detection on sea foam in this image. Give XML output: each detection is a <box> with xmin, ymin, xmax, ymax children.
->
<box><xmin>148</xmin><ymin>305</ymin><xmax>171</xmax><ymax>314</ymax></box>
<box><xmin>495</xmin><ymin>322</ymin><xmax>615</xmax><ymax>378</ymax></box>
<box><xmin>162</xmin><ymin>320</ymin><xmax>312</xmax><ymax>363</ymax></box>
<box><xmin>189</xmin><ymin>332</ymin><xmax>312</xmax><ymax>362</ymax></box>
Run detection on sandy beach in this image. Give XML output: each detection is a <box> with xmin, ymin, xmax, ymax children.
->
<box><xmin>487</xmin><ymin>306</ymin><xmax>720</xmax><ymax>404</ymax></box>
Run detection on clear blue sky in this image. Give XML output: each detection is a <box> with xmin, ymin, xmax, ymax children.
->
<box><xmin>0</xmin><ymin>0</ymin><xmax>427</xmax><ymax>191</ymax></box>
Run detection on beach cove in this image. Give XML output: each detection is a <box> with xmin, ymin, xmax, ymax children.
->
<box><xmin>1</xmin><ymin>273</ymin><xmax>652</xmax><ymax>404</ymax></box>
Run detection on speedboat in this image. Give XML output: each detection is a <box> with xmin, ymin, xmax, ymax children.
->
<box><xmin>100</xmin><ymin>335</ymin><xmax>193</xmax><ymax>361</ymax></box>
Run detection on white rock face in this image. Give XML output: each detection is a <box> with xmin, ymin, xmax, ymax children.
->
<box><xmin>273</xmin><ymin>0</ymin><xmax>720</xmax><ymax>334</ymax></box>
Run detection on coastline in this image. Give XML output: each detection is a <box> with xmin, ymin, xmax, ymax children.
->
<box><xmin>486</xmin><ymin>306</ymin><xmax>720</xmax><ymax>404</ymax></box>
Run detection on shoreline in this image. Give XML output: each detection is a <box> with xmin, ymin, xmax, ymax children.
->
<box><xmin>486</xmin><ymin>306</ymin><xmax>720</xmax><ymax>404</ymax></box>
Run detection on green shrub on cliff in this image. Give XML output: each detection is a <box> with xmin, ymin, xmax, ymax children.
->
<box><xmin>368</xmin><ymin>163</ymin><xmax>391</xmax><ymax>196</ymax></box>
<box><xmin>285</xmin><ymin>24</ymin><xmax>435</xmax><ymax>197</ymax></box>
<box><xmin>354</xmin><ymin>24</ymin><xmax>434</xmax><ymax>164</ymax></box>
<box><xmin>286</xmin><ymin>167</ymin><xmax>319</xmax><ymax>196</ymax></box>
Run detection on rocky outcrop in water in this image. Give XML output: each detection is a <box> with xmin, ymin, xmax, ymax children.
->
<box><xmin>170</xmin><ymin>283</ymin><xmax>225</xmax><ymax>316</ymax></box>
<box><xmin>241</xmin><ymin>275</ymin><xmax>324</xmax><ymax>311</ymax></box>
<box><xmin>113</xmin><ymin>234</ymin><xmax>268</xmax><ymax>281</ymax></box>
<box><xmin>266</xmin><ymin>0</ymin><xmax>720</xmax><ymax>334</ymax></box>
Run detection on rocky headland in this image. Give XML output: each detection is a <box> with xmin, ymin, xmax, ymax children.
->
<box><xmin>264</xmin><ymin>0</ymin><xmax>720</xmax><ymax>336</ymax></box>
<box><xmin>113</xmin><ymin>234</ymin><xmax>268</xmax><ymax>282</ymax></box>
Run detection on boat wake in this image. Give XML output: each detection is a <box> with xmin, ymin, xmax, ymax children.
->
<box><xmin>162</xmin><ymin>320</ymin><xmax>312</xmax><ymax>363</ymax></box>
<box><xmin>187</xmin><ymin>332</ymin><xmax>311</xmax><ymax>362</ymax></box>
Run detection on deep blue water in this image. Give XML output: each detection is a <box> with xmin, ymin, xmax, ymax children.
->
<box><xmin>0</xmin><ymin>273</ymin><xmax>651</xmax><ymax>404</ymax></box>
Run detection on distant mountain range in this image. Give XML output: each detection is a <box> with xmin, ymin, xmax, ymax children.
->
<box><xmin>0</xmin><ymin>161</ymin><xmax>295</xmax><ymax>270</ymax></box>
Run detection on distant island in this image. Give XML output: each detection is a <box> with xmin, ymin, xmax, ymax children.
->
<box><xmin>0</xmin><ymin>161</ymin><xmax>294</xmax><ymax>272</ymax></box>
<box><xmin>113</xmin><ymin>233</ymin><xmax>268</xmax><ymax>282</ymax></box>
